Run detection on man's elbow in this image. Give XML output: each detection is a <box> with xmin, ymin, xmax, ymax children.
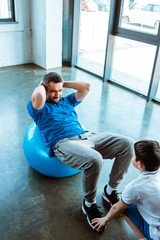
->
<box><xmin>85</xmin><ymin>83</ymin><xmax>91</xmax><ymax>92</ymax></box>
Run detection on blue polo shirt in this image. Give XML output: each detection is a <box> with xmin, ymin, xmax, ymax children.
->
<box><xmin>27</xmin><ymin>92</ymin><xmax>87</xmax><ymax>156</ymax></box>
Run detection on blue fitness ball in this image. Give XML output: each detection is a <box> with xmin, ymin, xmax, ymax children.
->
<box><xmin>23</xmin><ymin>122</ymin><xmax>81</xmax><ymax>177</ymax></box>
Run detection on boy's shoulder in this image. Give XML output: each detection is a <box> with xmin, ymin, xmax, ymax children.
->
<box><xmin>135</xmin><ymin>170</ymin><xmax>160</xmax><ymax>195</ymax></box>
<box><xmin>123</xmin><ymin>171</ymin><xmax>159</xmax><ymax>193</ymax></box>
<box><xmin>122</xmin><ymin>170</ymin><xmax>160</xmax><ymax>204</ymax></box>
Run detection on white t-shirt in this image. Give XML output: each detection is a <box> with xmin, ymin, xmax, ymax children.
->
<box><xmin>122</xmin><ymin>170</ymin><xmax>160</xmax><ymax>240</ymax></box>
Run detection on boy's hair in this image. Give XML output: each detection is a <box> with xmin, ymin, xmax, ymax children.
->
<box><xmin>134</xmin><ymin>140</ymin><xmax>160</xmax><ymax>171</ymax></box>
<box><xmin>43</xmin><ymin>72</ymin><xmax>63</xmax><ymax>89</ymax></box>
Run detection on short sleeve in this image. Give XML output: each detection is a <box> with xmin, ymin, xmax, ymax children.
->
<box><xmin>27</xmin><ymin>100</ymin><xmax>43</xmax><ymax>121</ymax></box>
<box><xmin>65</xmin><ymin>92</ymin><xmax>82</xmax><ymax>107</ymax></box>
<box><xmin>121</xmin><ymin>181</ymin><xmax>138</xmax><ymax>205</ymax></box>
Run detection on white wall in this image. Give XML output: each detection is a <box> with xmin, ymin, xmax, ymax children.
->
<box><xmin>46</xmin><ymin>0</ymin><xmax>63</xmax><ymax>69</ymax></box>
<box><xmin>31</xmin><ymin>0</ymin><xmax>46</xmax><ymax>69</ymax></box>
<box><xmin>0</xmin><ymin>0</ymin><xmax>32</xmax><ymax>68</ymax></box>
<box><xmin>0</xmin><ymin>0</ymin><xmax>63</xmax><ymax>69</ymax></box>
<box><xmin>31</xmin><ymin>0</ymin><xmax>63</xmax><ymax>69</ymax></box>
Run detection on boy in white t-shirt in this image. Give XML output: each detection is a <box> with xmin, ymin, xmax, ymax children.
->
<box><xmin>92</xmin><ymin>140</ymin><xmax>160</xmax><ymax>240</ymax></box>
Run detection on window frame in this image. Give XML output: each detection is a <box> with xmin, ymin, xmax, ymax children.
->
<box><xmin>107</xmin><ymin>0</ymin><xmax>160</xmax><ymax>102</ymax></box>
<box><xmin>0</xmin><ymin>0</ymin><xmax>15</xmax><ymax>23</ymax></box>
<box><xmin>71</xmin><ymin>0</ymin><xmax>160</xmax><ymax>102</ymax></box>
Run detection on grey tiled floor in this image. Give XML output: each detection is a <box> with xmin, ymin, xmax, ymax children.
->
<box><xmin>1</xmin><ymin>64</ymin><xmax>160</xmax><ymax>240</ymax></box>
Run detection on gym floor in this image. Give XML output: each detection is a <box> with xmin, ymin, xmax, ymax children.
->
<box><xmin>1</xmin><ymin>64</ymin><xmax>160</xmax><ymax>240</ymax></box>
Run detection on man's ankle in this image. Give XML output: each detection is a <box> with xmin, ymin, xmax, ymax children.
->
<box><xmin>106</xmin><ymin>184</ymin><xmax>116</xmax><ymax>195</ymax></box>
<box><xmin>84</xmin><ymin>200</ymin><xmax>96</xmax><ymax>208</ymax></box>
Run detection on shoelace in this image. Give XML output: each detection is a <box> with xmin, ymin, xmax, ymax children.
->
<box><xmin>88</xmin><ymin>204</ymin><xmax>103</xmax><ymax>218</ymax></box>
<box><xmin>113</xmin><ymin>191</ymin><xmax>122</xmax><ymax>202</ymax></box>
<box><xmin>89</xmin><ymin>204</ymin><xmax>105</xmax><ymax>232</ymax></box>
<box><xmin>116</xmin><ymin>191</ymin><xmax>122</xmax><ymax>196</ymax></box>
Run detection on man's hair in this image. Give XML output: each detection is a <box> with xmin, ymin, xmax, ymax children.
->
<box><xmin>134</xmin><ymin>140</ymin><xmax>160</xmax><ymax>171</ymax></box>
<box><xmin>43</xmin><ymin>72</ymin><xmax>63</xmax><ymax>88</ymax></box>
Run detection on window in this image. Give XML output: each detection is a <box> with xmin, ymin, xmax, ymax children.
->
<box><xmin>0</xmin><ymin>0</ymin><xmax>15</xmax><ymax>22</ymax></box>
<box><xmin>77</xmin><ymin>0</ymin><xmax>111</xmax><ymax>76</ymax></box>
<box><xmin>141</xmin><ymin>4</ymin><xmax>152</xmax><ymax>12</ymax></box>
<box><xmin>111</xmin><ymin>37</ymin><xmax>156</xmax><ymax>95</ymax></box>
<box><xmin>130</xmin><ymin>3</ymin><xmax>139</xmax><ymax>10</ymax></box>
<box><xmin>120</xmin><ymin>1</ymin><xmax>160</xmax><ymax>35</ymax></box>
<box><xmin>72</xmin><ymin>0</ymin><xmax>160</xmax><ymax>102</ymax></box>
<box><xmin>153</xmin><ymin>4</ymin><xmax>160</xmax><ymax>12</ymax></box>
<box><xmin>156</xmin><ymin>77</ymin><xmax>160</xmax><ymax>100</ymax></box>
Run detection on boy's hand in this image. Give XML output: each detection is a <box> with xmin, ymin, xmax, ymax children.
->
<box><xmin>91</xmin><ymin>217</ymin><xmax>108</xmax><ymax>232</ymax></box>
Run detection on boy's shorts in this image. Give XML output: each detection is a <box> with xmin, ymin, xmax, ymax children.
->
<box><xmin>124</xmin><ymin>202</ymin><xmax>152</xmax><ymax>240</ymax></box>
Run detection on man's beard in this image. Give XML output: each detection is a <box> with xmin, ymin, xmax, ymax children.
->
<box><xmin>46</xmin><ymin>97</ymin><xmax>61</xmax><ymax>104</ymax></box>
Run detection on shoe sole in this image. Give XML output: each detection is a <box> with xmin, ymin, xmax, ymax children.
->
<box><xmin>102</xmin><ymin>192</ymin><xmax>113</xmax><ymax>207</ymax></box>
<box><xmin>82</xmin><ymin>205</ymin><xmax>95</xmax><ymax>230</ymax></box>
<box><xmin>82</xmin><ymin>205</ymin><xmax>105</xmax><ymax>232</ymax></box>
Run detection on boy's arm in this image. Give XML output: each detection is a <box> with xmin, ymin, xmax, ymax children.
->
<box><xmin>92</xmin><ymin>199</ymin><xmax>129</xmax><ymax>232</ymax></box>
<box><xmin>32</xmin><ymin>83</ymin><xmax>46</xmax><ymax>110</ymax></box>
<box><xmin>63</xmin><ymin>81</ymin><xmax>90</xmax><ymax>101</ymax></box>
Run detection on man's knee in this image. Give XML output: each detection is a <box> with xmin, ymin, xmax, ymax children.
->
<box><xmin>85</xmin><ymin>152</ymin><xmax>103</xmax><ymax>170</ymax></box>
<box><xmin>94</xmin><ymin>154</ymin><xmax>103</xmax><ymax>169</ymax></box>
<box><xmin>121</xmin><ymin>136</ymin><xmax>135</xmax><ymax>154</ymax></box>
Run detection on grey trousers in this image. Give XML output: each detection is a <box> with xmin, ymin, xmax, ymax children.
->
<box><xmin>54</xmin><ymin>132</ymin><xmax>134</xmax><ymax>203</ymax></box>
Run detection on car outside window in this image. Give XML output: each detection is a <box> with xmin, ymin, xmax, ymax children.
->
<box><xmin>153</xmin><ymin>5</ymin><xmax>160</xmax><ymax>12</ymax></box>
<box><xmin>130</xmin><ymin>3</ymin><xmax>139</xmax><ymax>10</ymax></box>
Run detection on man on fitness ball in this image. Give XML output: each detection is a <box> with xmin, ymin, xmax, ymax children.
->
<box><xmin>27</xmin><ymin>72</ymin><xmax>134</xmax><ymax>231</ymax></box>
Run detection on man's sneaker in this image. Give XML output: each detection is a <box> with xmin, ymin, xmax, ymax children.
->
<box><xmin>102</xmin><ymin>185</ymin><xmax>119</xmax><ymax>207</ymax></box>
<box><xmin>82</xmin><ymin>200</ymin><xmax>105</xmax><ymax>232</ymax></box>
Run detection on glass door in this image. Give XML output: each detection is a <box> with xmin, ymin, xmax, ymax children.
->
<box><xmin>77</xmin><ymin>0</ymin><xmax>111</xmax><ymax>77</ymax></box>
<box><xmin>110</xmin><ymin>0</ymin><xmax>160</xmax><ymax>98</ymax></box>
<box><xmin>72</xmin><ymin>0</ymin><xmax>160</xmax><ymax>101</ymax></box>
<box><xmin>156</xmin><ymin>76</ymin><xmax>160</xmax><ymax>100</ymax></box>
<box><xmin>111</xmin><ymin>36</ymin><xmax>156</xmax><ymax>95</ymax></box>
